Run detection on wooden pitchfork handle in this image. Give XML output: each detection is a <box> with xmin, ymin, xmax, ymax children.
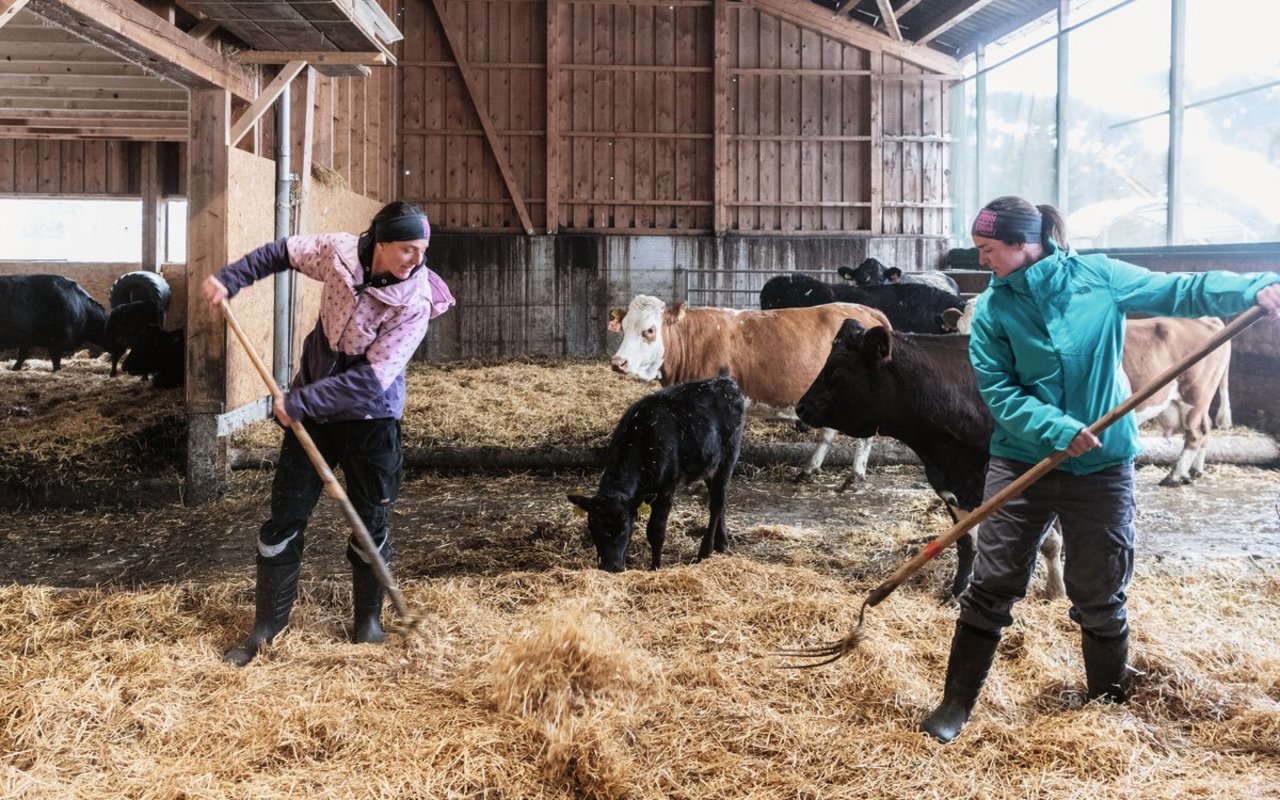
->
<box><xmin>863</xmin><ymin>303</ymin><xmax>1268</xmax><ymax>609</ymax></box>
<box><xmin>219</xmin><ymin>299</ymin><xmax>417</xmax><ymax>627</ymax></box>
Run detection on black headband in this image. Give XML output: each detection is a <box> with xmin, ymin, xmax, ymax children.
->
<box><xmin>373</xmin><ymin>213</ymin><xmax>430</xmax><ymax>243</ymax></box>
<box><xmin>971</xmin><ymin>208</ymin><xmax>1043</xmax><ymax>243</ymax></box>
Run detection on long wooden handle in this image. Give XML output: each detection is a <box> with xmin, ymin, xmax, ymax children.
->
<box><xmin>863</xmin><ymin>305</ymin><xmax>1268</xmax><ymax>608</ymax></box>
<box><xmin>219</xmin><ymin>299</ymin><xmax>413</xmax><ymax>621</ymax></box>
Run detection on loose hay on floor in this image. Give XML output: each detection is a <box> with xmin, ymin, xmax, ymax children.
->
<box><xmin>4</xmin><ymin>558</ymin><xmax>1279</xmax><ymax>799</ymax></box>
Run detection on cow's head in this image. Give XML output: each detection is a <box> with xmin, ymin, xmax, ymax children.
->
<box><xmin>610</xmin><ymin>295</ymin><xmax>682</xmax><ymax>381</ymax></box>
<box><xmin>841</xmin><ymin>258</ymin><xmax>889</xmax><ymax>287</ymax></box>
<box><xmin>567</xmin><ymin>492</ymin><xmax>635</xmax><ymax>572</ymax></box>
<box><xmin>796</xmin><ymin>320</ymin><xmax>892</xmax><ymax>437</ymax></box>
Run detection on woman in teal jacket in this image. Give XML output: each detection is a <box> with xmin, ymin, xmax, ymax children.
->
<box><xmin>921</xmin><ymin>195</ymin><xmax>1280</xmax><ymax>744</ymax></box>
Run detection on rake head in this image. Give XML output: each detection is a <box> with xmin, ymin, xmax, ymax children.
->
<box><xmin>772</xmin><ymin>602</ymin><xmax>870</xmax><ymax>669</ymax></box>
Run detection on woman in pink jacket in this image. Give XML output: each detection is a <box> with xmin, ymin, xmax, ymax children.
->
<box><xmin>202</xmin><ymin>201</ymin><xmax>454</xmax><ymax>666</ymax></box>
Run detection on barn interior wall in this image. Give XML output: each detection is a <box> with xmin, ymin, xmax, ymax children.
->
<box><xmin>400</xmin><ymin>0</ymin><xmax>950</xmax><ymax>236</ymax></box>
<box><xmin>417</xmin><ymin>231</ymin><xmax>949</xmax><ymax>360</ymax></box>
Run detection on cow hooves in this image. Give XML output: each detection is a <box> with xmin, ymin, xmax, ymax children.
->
<box><xmin>1158</xmin><ymin>476</ymin><xmax>1190</xmax><ymax>488</ymax></box>
<box><xmin>792</xmin><ymin>471</ymin><xmax>816</xmax><ymax>484</ymax></box>
<box><xmin>837</xmin><ymin>473</ymin><xmax>865</xmax><ymax>494</ymax></box>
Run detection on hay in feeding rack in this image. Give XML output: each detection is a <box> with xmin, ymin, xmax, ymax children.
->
<box><xmin>5</xmin><ymin>555</ymin><xmax>1280</xmax><ymax>799</ymax></box>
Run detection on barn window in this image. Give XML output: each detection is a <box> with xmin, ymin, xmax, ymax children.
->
<box><xmin>0</xmin><ymin>197</ymin><xmax>187</xmax><ymax>265</ymax></box>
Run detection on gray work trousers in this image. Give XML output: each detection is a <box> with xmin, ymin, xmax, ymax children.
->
<box><xmin>958</xmin><ymin>457</ymin><xmax>1136</xmax><ymax>639</ymax></box>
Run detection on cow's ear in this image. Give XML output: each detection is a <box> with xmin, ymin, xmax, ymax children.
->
<box><xmin>884</xmin><ymin>267</ymin><xmax>903</xmax><ymax>281</ymax></box>
<box><xmin>607</xmin><ymin>307</ymin><xmax>626</xmax><ymax>333</ymax></box>
<box><xmin>837</xmin><ymin>266</ymin><xmax>855</xmax><ymax>282</ymax></box>
<box><xmin>860</xmin><ymin>325</ymin><xmax>893</xmax><ymax>366</ymax></box>
<box><xmin>567</xmin><ymin>493</ymin><xmax>593</xmax><ymax>516</ymax></box>
<box><xmin>939</xmin><ymin>307</ymin><xmax>962</xmax><ymax>332</ymax></box>
<box><xmin>671</xmin><ymin>301</ymin><xmax>689</xmax><ymax>322</ymax></box>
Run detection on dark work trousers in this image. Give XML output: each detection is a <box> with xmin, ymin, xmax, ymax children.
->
<box><xmin>958</xmin><ymin>457</ymin><xmax>1136</xmax><ymax>639</ymax></box>
<box><xmin>255</xmin><ymin>418</ymin><xmax>403</xmax><ymax>568</ymax></box>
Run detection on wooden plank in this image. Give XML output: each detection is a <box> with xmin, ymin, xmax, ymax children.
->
<box><xmin>296</xmin><ymin>66</ymin><xmax>316</xmax><ymax>232</ymax></box>
<box><xmin>901</xmin><ymin>61</ymin><xmax>921</xmax><ymax>234</ymax></box>
<box><xmin>140</xmin><ymin>140</ymin><xmax>159</xmax><ymax>269</ymax></box>
<box><xmin>545</xmin><ymin>0</ymin><xmax>560</xmax><ymax>232</ymax></box>
<box><xmin>236</xmin><ymin>51</ymin><xmax>387</xmax><ymax>65</ymax></box>
<box><xmin>0</xmin><ymin>139</ymin><xmax>13</xmax><ymax>192</ymax></box>
<box><xmin>230</xmin><ymin>60</ymin><xmax>306</xmax><ymax>147</ymax></box>
<box><xmin>25</xmin><ymin>0</ymin><xmax>254</xmax><ymax>99</ymax></box>
<box><xmin>432</xmin><ymin>0</ymin><xmax>534</xmax><ymax>234</ymax></box>
<box><xmin>736</xmin><ymin>6</ymin><xmax>757</xmax><ymax>231</ymax></box>
<box><xmin>869</xmin><ymin>49</ymin><xmax>882</xmax><ymax>234</ymax></box>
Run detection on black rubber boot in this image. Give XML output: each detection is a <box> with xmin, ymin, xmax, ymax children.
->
<box><xmin>1082</xmin><ymin>628</ymin><xmax>1131</xmax><ymax>703</ymax></box>
<box><xmin>920</xmin><ymin>622</ymin><xmax>1001</xmax><ymax>744</ymax></box>
<box><xmin>223</xmin><ymin>561</ymin><xmax>301</xmax><ymax>667</ymax></box>
<box><xmin>351</xmin><ymin>562</ymin><xmax>386</xmax><ymax>645</ymax></box>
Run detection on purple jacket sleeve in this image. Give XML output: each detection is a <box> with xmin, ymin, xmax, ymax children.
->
<box><xmin>284</xmin><ymin>363</ymin><xmax>388</xmax><ymax>422</ymax></box>
<box><xmin>215</xmin><ymin>239</ymin><xmax>292</xmax><ymax>297</ymax></box>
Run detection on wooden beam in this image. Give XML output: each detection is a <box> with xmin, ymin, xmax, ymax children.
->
<box><xmin>545</xmin><ymin>0</ymin><xmax>560</xmax><ymax>233</ymax></box>
<box><xmin>744</xmin><ymin>0</ymin><xmax>958</xmax><ymax>75</ymax></box>
<box><xmin>186</xmin><ymin>17</ymin><xmax>217</xmax><ymax>42</ymax></box>
<box><xmin>430</xmin><ymin>0</ymin><xmax>534</xmax><ymax>235</ymax></box>
<box><xmin>0</xmin><ymin>0</ymin><xmax>31</xmax><ymax>30</ymax></box>
<box><xmin>236</xmin><ymin>51</ymin><xmax>387</xmax><ymax>66</ymax></box>
<box><xmin>915</xmin><ymin>0</ymin><xmax>1000</xmax><ymax>46</ymax></box>
<box><xmin>185</xmin><ymin>85</ymin><xmax>231</xmax><ymax>503</ymax></box>
<box><xmin>24</xmin><ymin>0</ymin><xmax>254</xmax><ymax>99</ymax></box>
<box><xmin>230</xmin><ymin>60</ymin><xmax>306</xmax><ymax>147</ymax></box>
<box><xmin>712</xmin><ymin>0</ymin><xmax>728</xmax><ymax>233</ymax></box>
<box><xmin>0</xmin><ymin>127</ymin><xmax>186</xmax><ymax>140</ymax></box>
<box><xmin>874</xmin><ymin>0</ymin><xmax>903</xmax><ymax>41</ymax></box>
<box><xmin>140</xmin><ymin>141</ymin><xmax>160</xmax><ymax>269</ymax></box>
<box><xmin>296</xmin><ymin>66</ymin><xmax>316</xmax><ymax>233</ymax></box>
<box><xmin>869</xmin><ymin>50</ymin><xmax>882</xmax><ymax>234</ymax></box>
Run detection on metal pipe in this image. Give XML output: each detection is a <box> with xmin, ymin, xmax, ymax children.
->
<box><xmin>274</xmin><ymin>81</ymin><xmax>294</xmax><ymax>389</ymax></box>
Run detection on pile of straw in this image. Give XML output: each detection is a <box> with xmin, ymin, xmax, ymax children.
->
<box><xmin>0</xmin><ymin>357</ymin><xmax>183</xmax><ymax>490</ymax></box>
<box><xmin>3</xmin><ymin>557</ymin><xmax>1278</xmax><ymax>798</ymax></box>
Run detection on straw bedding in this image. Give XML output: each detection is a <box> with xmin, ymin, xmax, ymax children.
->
<box><xmin>3</xmin><ymin>558</ymin><xmax>1279</xmax><ymax>799</ymax></box>
<box><xmin>3</xmin><ymin>355</ymin><xmax>1279</xmax><ymax>798</ymax></box>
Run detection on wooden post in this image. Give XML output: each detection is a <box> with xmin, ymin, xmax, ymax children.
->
<box><xmin>712</xmin><ymin>0</ymin><xmax>729</xmax><ymax>234</ymax></box>
<box><xmin>545</xmin><ymin>0</ymin><xmax>560</xmax><ymax>233</ymax></box>
<box><xmin>140</xmin><ymin>140</ymin><xmax>161</xmax><ymax>270</ymax></box>
<box><xmin>185</xmin><ymin>86</ymin><xmax>231</xmax><ymax>505</ymax></box>
<box><xmin>869</xmin><ymin>50</ymin><xmax>883</xmax><ymax>234</ymax></box>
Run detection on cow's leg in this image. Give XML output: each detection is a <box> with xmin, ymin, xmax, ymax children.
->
<box><xmin>644</xmin><ymin>493</ymin><xmax>674</xmax><ymax>570</ymax></box>
<box><xmin>11</xmin><ymin>346</ymin><xmax>29</xmax><ymax>370</ymax></box>
<box><xmin>835</xmin><ymin>436</ymin><xmax>874</xmax><ymax>492</ymax></box>
<box><xmin>704</xmin><ymin>469</ymin><xmax>732</xmax><ymax>558</ymax></box>
<box><xmin>1038</xmin><ymin>519</ymin><xmax>1065</xmax><ymax>600</ymax></box>
<box><xmin>950</xmin><ymin>530</ymin><xmax>976</xmax><ymax>600</ymax></box>
<box><xmin>794</xmin><ymin>427</ymin><xmax>838</xmax><ymax>482</ymax></box>
<box><xmin>1162</xmin><ymin>401</ymin><xmax>1211</xmax><ymax>487</ymax></box>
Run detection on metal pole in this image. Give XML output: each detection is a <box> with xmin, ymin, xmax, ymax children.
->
<box><xmin>274</xmin><ymin>81</ymin><xmax>294</xmax><ymax>388</ymax></box>
<box><xmin>1167</xmin><ymin>0</ymin><xmax>1185</xmax><ymax>245</ymax></box>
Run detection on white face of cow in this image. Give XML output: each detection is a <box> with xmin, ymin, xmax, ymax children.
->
<box><xmin>610</xmin><ymin>295</ymin><xmax>667</xmax><ymax>381</ymax></box>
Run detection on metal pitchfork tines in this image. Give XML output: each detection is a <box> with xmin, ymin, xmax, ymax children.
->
<box><xmin>775</xmin><ymin>304</ymin><xmax>1269</xmax><ymax>668</ymax></box>
<box><xmin>220</xmin><ymin>299</ymin><xmax>422</xmax><ymax>636</ymax></box>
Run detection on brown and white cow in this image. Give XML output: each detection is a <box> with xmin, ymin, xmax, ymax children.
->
<box><xmin>948</xmin><ymin>299</ymin><xmax>1232</xmax><ymax>486</ymax></box>
<box><xmin>609</xmin><ymin>295</ymin><xmax>892</xmax><ymax>480</ymax></box>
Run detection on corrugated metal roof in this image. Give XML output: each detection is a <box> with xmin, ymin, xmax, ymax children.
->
<box><xmin>825</xmin><ymin>0</ymin><xmax>1061</xmax><ymax>59</ymax></box>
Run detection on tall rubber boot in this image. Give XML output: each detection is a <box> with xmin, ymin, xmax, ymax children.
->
<box><xmin>224</xmin><ymin>561</ymin><xmax>301</xmax><ymax>667</ymax></box>
<box><xmin>1082</xmin><ymin>628</ymin><xmax>1131</xmax><ymax>703</ymax></box>
<box><xmin>351</xmin><ymin>561</ymin><xmax>386</xmax><ymax>645</ymax></box>
<box><xmin>920</xmin><ymin>621</ymin><xmax>1001</xmax><ymax>744</ymax></box>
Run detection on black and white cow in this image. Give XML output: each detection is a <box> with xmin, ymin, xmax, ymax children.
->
<box><xmin>0</xmin><ymin>274</ymin><xmax>109</xmax><ymax>371</ymax></box>
<box><xmin>122</xmin><ymin>325</ymin><xmax>185</xmax><ymax>389</ymax></box>
<box><xmin>568</xmin><ymin>371</ymin><xmax>745</xmax><ymax>572</ymax></box>
<box><xmin>838</xmin><ymin>257</ymin><xmax>961</xmax><ymax>293</ymax></box>
<box><xmin>760</xmin><ymin>273</ymin><xmax>966</xmax><ymax>334</ymax></box>
<box><xmin>796</xmin><ymin>321</ymin><xmax>1065</xmax><ymax>599</ymax></box>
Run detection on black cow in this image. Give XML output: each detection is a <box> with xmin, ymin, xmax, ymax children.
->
<box><xmin>760</xmin><ymin>273</ymin><xmax>966</xmax><ymax>334</ymax></box>
<box><xmin>122</xmin><ymin>325</ymin><xmax>184</xmax><ymax>389</ymax></box>
<box><xmin>109</xmin><ymin>271</ymin><xmax>171</xmax><ymax>323</ymax></box>
<box><xmin>0</xmin><ymin>274</ymin><xmax>109</xmax><ymax>371</ymax></box>
<box><xmin>838</xmin><ymin>257</ymin><xmax>961</xmax><ymax>293</ymax></box>
<box><xmin>568</xmin><ymin>371</ymin><xmax>745</xmax><ymax>572</ymax></box>
<box><xmin>103</xmin><ymin>300</ymin><xmax>165</xmax><ymax>377</ymax></box>
<box><xmin>796</xmin><ymin>321</ymin><xmax>1064</xmax><ymax>599</ymax></box>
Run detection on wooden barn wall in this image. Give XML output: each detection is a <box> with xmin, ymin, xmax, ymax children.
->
<box><xmin>419</xmin><ymin>232</ymin><xmax>948</xmax><ymax>360</ymax></box>
<box><xmin>399</xmin><ymin>0</ymin><xmax>949</xmax><ymax>236</ymax></box>
<box><xmin>224</xmin><ymin>150</ymin><xmax>279</xmax><ymax>410</ymax></box>
<box><xmin>0</xmin><ymin>140</ymin><xmax>143</xmax><ymax>195</ymax></box>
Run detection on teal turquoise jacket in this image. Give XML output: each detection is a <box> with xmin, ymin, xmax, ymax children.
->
<box><xmin>969</xmin><ymin>245</ymin><xmax>1278</xmax><ymax>475</ymax></box>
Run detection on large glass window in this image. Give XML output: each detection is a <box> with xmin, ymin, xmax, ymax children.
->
<box><xmin>0</xmin><ymin>197</ymin><xmax>188</xmax><ymax>263</ymax></box>
<box><xmin>948</xmin><ymin>0</ymin><xmax>1280</xmax><ymax>248</ymax></box>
